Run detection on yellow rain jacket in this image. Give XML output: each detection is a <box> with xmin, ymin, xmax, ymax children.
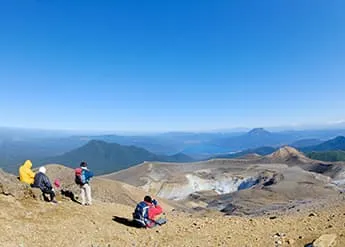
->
<box><xmin>19</xmin><ymin>160</ymin><xmax>35</xmax><ymax>185</ymax></box>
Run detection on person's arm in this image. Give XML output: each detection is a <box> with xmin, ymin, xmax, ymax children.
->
<box><xmin>28</xmin><ymin>169</ymin><xmax>35</xmax><ymax>179</ymax></box>
<box><xmin>148</xmin><ymin>205</ymin><xmax>163</xmax><ymax>220</ymax></box>
<box><xmin>43</xmin><ymin>175</ymin><xmax>53</xmax><ymax>190</ymax></box>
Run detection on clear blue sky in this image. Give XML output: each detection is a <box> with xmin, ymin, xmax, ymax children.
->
<box><xmin>0</xmin><ymin>1</ymin><xmax>344</xmax><ymax>132</ymax></box>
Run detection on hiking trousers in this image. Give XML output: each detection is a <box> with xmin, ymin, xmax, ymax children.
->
<box><xmin>80</xmin><ymin>183</ymin><xmax>92</xmax><ymax>205</ymax></box>
<box><xmin>42</xmin><ymin>188</ymin><xmax>56</xmax><ymax>202</ymax></box>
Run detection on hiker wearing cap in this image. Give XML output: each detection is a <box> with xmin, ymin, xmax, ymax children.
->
<box><xmin>74</xmin><ymin>161</ymin><xmax>94</xmax><ymax>206</ymax></box>
<box><xmin>32</xmin><ymin>166</ymin><xmax>57</xmax><ymax>203</ymax></box>
<box><xmin>133</xmin><ymin>195</ymin><xmax>167</xmax><ymax>228</ymax></box>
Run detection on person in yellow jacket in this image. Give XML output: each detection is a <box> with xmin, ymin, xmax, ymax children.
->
<box><xmin>19</xmin><ymin>160</ymin><xmax>35</xmax><ymax>185</ymax></box>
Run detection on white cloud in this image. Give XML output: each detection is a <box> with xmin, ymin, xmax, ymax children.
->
<box><xmin>327</xmin><ymin>120</ymin><xmax>345</xmax><ymax>125</ymax></box>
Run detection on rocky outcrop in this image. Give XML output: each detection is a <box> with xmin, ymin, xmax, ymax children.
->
<box><xmin>267</xmin><ymin>146</ymin><xmax>312</xmax><ymax>164</ymax></box>
<box><xmin>313</xmin><ymin>234</ymin><xmax>337</xmax><ymax>247</ymax></box>
<box><xmin>0</xmin><ymin>169</ymin><xmax>33</xmax><ymax>199</ymax></box>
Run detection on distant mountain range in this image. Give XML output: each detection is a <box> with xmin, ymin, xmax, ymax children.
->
<box><xmin>41</xmin><ymin>135</ymin><xmax>345</xmax><ymax>177</ymax></box>
<box><xmin>217</xmin><ymin>136</ymin><xmax>345</xmax><ymax>162</ymax></box>
<box><xmin>209</xmin><ymin>128</ymin><xmax>298</xmax><ymax>152</ymax></box>
<box><xmin>301</xmin><ymin>136</ymin><xmax>345</xmax><ymax>162</ymax></box>
<box><xmin>2</xmin><ymin>126</ymin><xmax>345</xmax><ymax>174</ymax></box>
<box><xmin>301</xmin><ymin>136</ymin><xmax>345</xmax><ymax>152</ymax></box>
<box><xmin>40</xmin><ymin>140</ymin><xmax>194</xmax><ymax>175</ymax></box>
<box><xmin>290</xmin><ymin>139</ymin><xmax>323</xmax><ymax>148</ymax></box>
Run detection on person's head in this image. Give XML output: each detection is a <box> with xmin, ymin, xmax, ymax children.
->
<box><xmin>80</xmin><ymin>161</ymin><xmax>87</xmax><ymax>168</ymax></box>
<box><xmin>144</xmin><ymin>195</ymin><xmax>152</xmax><ymax>203</ymax></box>
<box><xmin>23</xmin><ymin>160</ymin><xmax>32</xmax><ymax>169</ymax></box>
<box><xmin>39</xmin><ymin>166</ymin><xmax>46</xmax><ymax>174</ymax></box>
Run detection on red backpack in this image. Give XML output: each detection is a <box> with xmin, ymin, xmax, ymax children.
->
<box><xmin>74</xmin><ymin>168</ymin><xmax>83</xmax><ymax>185</ymax></box>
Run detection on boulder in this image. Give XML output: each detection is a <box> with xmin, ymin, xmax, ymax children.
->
<box><xmin>313</xmin><ymin>234</ymin><xmax>337</xmax><ymax>247</ymax></box>
<box><xmin>30</xmin><ymin>187</ymin><xmax>44</xmax><ymax>201</ymax></box>
<box><xmin>0</xmin><ymin>169</ymin><xmax>32</xmax><ymax>200</ymax></box>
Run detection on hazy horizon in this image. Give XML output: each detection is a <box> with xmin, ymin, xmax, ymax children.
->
<box><xmin>1</xmin><ymin>120</ymin><xmax>345</xmax><ymax>135</ymax></box>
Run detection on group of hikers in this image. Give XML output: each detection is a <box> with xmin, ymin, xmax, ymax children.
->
<box><xmin>18</xmin><ymin>160</ymin><xmax>166</xmax><ymax>228</ymax></box>
<box><xmin>19</xmin><ymin>160</ymin><xmax>59</xmax><ymax>203</ymax></box>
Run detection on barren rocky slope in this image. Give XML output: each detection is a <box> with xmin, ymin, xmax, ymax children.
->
<box><xmin>1</xmin><ymin>193</ymin><xmax>345</xmax><ymax>247</ymax></box>
<box><xmin>2</xmin><ymin>148</ymin><xmax>345</xmax><ymax>246</ymax></box>
<box><xmin>43</xmin><ymin>164</ymin><xmax>179</xmax><ymax>210</ymax></box>
<box><xmin>104</xmin><ymin>147</ymin><xmax>345</xmax><ymax>214</ymax></box>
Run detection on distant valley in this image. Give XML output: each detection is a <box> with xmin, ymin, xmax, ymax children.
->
<box><xmin>1</xmin><ymin>127</ymin><xmax>345</xmax><ymax>175</ymax></box>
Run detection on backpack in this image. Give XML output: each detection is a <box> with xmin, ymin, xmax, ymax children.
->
<box><xmin>133</xmin><ymin>201</ymin><xmax>149</xmax><ymax>227</ymax></box>
<box><xmin>74</xmin><ymin>168</ymin><xmax>85</xmax><ymax>185</ymax></box>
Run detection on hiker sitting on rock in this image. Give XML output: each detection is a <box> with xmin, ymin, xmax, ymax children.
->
<box><xmin>32</xmin><ymin>166</ymin><xmax>57</xmax><ymax>203</ymax></box>
<box><xmin>133</xmin><ymin>195</ymin><xmax>167</xmax><ymax>228</ymax></box>
<box><xmin>19</xmin><ymin>160</ymin><xmax>35</xmax><ymax>185</ymax></box>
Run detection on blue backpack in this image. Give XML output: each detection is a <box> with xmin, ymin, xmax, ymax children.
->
<box><xmin>133</xmin><ymin>201</ymin><xmax>149</xmax><ymax>227</ymax></box>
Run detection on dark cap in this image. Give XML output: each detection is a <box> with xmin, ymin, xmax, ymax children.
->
<box><xmin>80</xmin><ymin>161</ymin><xmax>87</xmax><ymax>167</ymax></box>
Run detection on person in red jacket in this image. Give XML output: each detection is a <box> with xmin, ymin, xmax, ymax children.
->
<box><xmin>133</xmin><ymin>195</ymin><xmax>167</xmax><ymax>228</ymax></box>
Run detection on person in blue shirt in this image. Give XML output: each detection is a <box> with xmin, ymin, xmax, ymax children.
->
<box><xmin>76</xmin><ymin>161</ymin><xmax>94</xmax><ymax>206</ymax></box>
